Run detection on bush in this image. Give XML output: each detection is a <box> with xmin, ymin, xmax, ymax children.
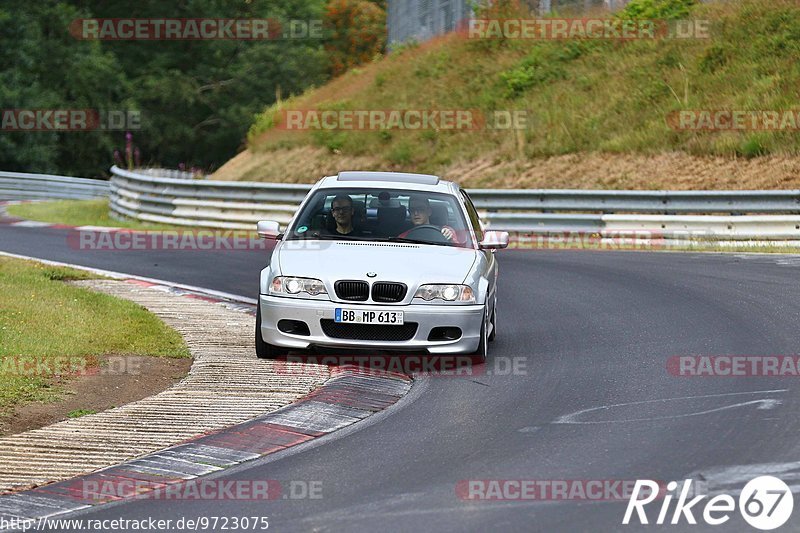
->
<box><xmin>499</xmin><ymin>43</ymin><xmax>590</xmax><ymax>97</ymax></box>
<box><xmin>324</xmin><ymin>0</ymin><xmax>386</xmax><ymax>77</ymax></box>
<box><xmin>388</xmin><ymin>141</ymin><xmax>414</xmax><ymax>165</ymax></box>
<box><xmin>738</xmin><ymin>135</ymin><xmax>770</xmax><ymax>158</ymax></box>
<box><xmin>619</xmin><ymin>0</ymin><xmax>697</xmax><ymax>20</ymax></box>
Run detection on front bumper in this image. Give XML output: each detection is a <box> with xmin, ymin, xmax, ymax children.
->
<box><xmin>259</xmin><ymin>294</ymin><xmax>484</xmax><ymax>353</ymax></box>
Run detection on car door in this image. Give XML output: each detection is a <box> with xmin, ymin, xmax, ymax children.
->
<box><xmin>460</xmin><ymin>189</ymin><xmax>498</xmax><ymax>310</ymax></box>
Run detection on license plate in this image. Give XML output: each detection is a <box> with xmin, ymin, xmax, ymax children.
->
<box><xmin>335</xmin><ymin>308</ymin><xmax>404</xmax><ymax>325</ymax></box>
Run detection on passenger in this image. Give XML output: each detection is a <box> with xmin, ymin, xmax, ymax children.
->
<box><xmin>327</xmin><ymin>194</ymin><xmax>362</xmax><ymax>236</ymax></box>
<box><xmin>399</xmin><ymin>196</ymin><xmax>458</xmax><ymax>242</ymax></box>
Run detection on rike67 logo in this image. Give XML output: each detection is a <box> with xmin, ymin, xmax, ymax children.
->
<box><xmin>623</xmin><ymin>476</ymin><xmax>793</xmax><ymax>530</ymax></box>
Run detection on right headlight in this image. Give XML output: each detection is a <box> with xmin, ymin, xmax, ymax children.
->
<box><xmin>414</xmin><ymin>284</ymin><xmax>475</xmax><ymax>303</ymax></box>
<box><xmin>270</xmin><ymin>276</ymin><xmax>328</xmax><ymax>298</ymax></box>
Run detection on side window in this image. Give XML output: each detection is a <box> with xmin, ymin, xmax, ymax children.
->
<box><xmin>460</xmin><ymin>190</ymin><xmax>484</xmax><ymax>243</ymax></box>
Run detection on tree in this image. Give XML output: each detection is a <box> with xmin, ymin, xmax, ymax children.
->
<box><xmin>1</xmin><ymin>0</ymin><xmax>330</xmax><ymax>175</ymax></box>
<box><xmin>323</xmin><ymin>0</ymin><xmax>386</xmax><ymax>77</ymax></box>
<box><xmin>0</xmin><ymin>1</ymin><xmax>128</xmax><ymax>175</ymax></box>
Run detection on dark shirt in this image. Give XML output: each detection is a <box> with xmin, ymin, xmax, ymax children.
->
<box><xmin>328</xmin><ymin>226</ymin><xmax>363</xmax><ymax>237</ymax></box>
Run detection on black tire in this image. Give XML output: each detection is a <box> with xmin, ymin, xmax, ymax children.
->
<box><xmin>256</xmin><ymin>306</ymin><xmax>287</xmax><ymax>359</ymax></box>
<box><xmin>488</xmin><ymin>299</ymin><xmax>497</xmax><ymax>342</ymax></box>
<box><xmin>470</xmin><ymin>307</ymin><xmax>488</xmax><ymax>364</ymax></box>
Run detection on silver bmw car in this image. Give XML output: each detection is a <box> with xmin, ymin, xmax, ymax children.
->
<box><xmin>255</xmin><ymin>171</ymin><xmax>508</xmax><ymax>362</ymax></box>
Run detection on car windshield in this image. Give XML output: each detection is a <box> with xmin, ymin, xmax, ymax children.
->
<box><xmin>285</xmin><ymin>188</ymin><xmax>474</xmax><ymax>248</ymax></box>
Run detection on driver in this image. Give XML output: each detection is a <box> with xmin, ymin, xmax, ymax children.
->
<box><xmin>399</xmin><ymin>195</ymin><xmax>457</xmax><ymax>241</ymax></box>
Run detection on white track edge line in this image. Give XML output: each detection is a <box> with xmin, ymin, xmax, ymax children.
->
<box><xmin>0</xmin><ymin>250</ymin><xmax>257</xmax><ymax>305</ymax></box>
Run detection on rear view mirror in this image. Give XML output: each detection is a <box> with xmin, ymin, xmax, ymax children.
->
<box><xmin>479</xmin><ymin>230</ymin><xmax>509</xmax><ymax>249</ymax></box>
<box><xmin>257</xmin><ymin>220</ymin><xmax>281</xmax><ymax>239</ymax></box>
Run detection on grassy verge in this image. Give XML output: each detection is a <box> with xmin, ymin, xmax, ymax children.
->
<box><xmin>660</xmin><ymin>244</ymin><xmax>800</xmax><ymax>254</ymax></box>
<box><xmin>6</xmin><ymin>199</ymin><xmax>262</xmax><ymax>236</ymax></box>
<box><xmin>507</xmin><ymin>241</ymin><xmax>800</xmax><ymax>254</ymax></box>
<box><xmin>6</xmin><ymin>199</ymin><xmax>183</xmax><ymax>231</ymax></box>
<box><xmin>0</xmin><ymin>256</ymin><xmax>190</xmax><ymax>417</ymax></box>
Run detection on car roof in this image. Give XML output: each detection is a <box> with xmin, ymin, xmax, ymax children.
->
<box><xmin>337</xmin><ymin>171</ymin><xmax>438</xmax><ymax>185</ymax></box>
<box><xmin>315</xmin><ymin>171</ymin><xmax>459</xmax><ymax>194</ymax></box>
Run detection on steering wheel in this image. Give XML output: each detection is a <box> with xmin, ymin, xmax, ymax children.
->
<box><xmin>402</xmin><ymin>224</ymin><xmax>450</xmax><ymax>243</ymax></box>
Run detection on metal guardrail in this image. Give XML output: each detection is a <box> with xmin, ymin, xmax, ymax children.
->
<box><xmin>0</xmin><ymin>171</ymin><xmax>109</xmax><ymax>201</ymax></box>
<box><xmin>109</xmin><ymin>166</ymin><xmax>309</xmax><ymax>229</ymax></box>
<box><xmin>135</xmin><ymin>168</ymin><xmax>199</xmax><ymax>180</ymax></box>
<box><xmin>467</xmin><ymin>189</ymin><xmax>800</xmax><ymax>214</ymax></box>
<box><xmin>106</xmin><ymin>166</ymin><xmax>800</xmax><ymax>241</ymax></box>
<box><xmin>4</xmin><ymin>167</ymin><xmax>800</xmax><ymax>242</ymax></box>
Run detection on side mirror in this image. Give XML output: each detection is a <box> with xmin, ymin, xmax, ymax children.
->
<box><xmin>257</xmin><ymin>220</ymin><xmax>281</xmax><ymax>239</ymax></box>
<box><xmin>479</xmin><ymin>230</ymin><xmax>509</xmax><ymax>250</ymax></box>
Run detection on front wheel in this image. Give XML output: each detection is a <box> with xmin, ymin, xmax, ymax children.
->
<box><xmin>256</xmin><ymin>305</ymin><xmax>287</xmax><ymax>359</ymax></box>
<box><xmin>470</xmin><ymin>307</ymin><xmax>488</xmax><ymax>364</ymax></box>
<box><xmin>488</xmin><ymin>299</ymin><xmax>497</xmax><ymax>342</ymax></box>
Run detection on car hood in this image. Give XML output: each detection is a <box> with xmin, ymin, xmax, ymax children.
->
<box><xmin>276</xmin><ymin>240</ymin><xmax>478</xmax><ymax>285</ymax></box>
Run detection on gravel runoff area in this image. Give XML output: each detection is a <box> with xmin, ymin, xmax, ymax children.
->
<box><xmin>0</xmin><ymin>279</ymin><xmax>330</xmax><ymax>492</ymax></box>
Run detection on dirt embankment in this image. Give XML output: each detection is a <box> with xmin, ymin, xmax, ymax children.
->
<box><xmin>213</xmin><ymin>147</ymin><xmax>800</xmax><ymax>190</ymax></box>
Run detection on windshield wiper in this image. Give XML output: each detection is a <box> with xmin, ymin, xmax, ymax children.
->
<box><xmin>304</xmin><ymin>234</ymin><xmax>364</xmax><ymax>241</ymax></box>
<box><xmin>384</xmin><ymin>237</ymin><xmax>453</xmax><ymax>246</ymax></box>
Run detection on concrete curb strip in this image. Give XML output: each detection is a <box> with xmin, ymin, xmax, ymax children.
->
<box><xmin>0</xmin><ymin>367</ymin><xmax>412</xmax><ymax>525</ymax></box>
<box><xmin>0</xmin><ymin>278</ymin><xmax>329</xmax><ymax>492</ymax></box>
<box><xmin>0</xmin><ymin>265</ymin><xmax>413</xmax><ymax>526</ymax></box>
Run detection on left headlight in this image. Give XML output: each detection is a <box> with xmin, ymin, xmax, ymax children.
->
<box><xmin>270</xmin><ymin>276</ymin><xmax>328</xmax><ymax>297</ymax></box>
<box><xmin>414</xmin><ymin>284</ymin><xmax>475</xmax><ymax>303</ymax></box>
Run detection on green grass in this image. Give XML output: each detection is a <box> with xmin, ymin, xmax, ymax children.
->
<box><xmin>7</xmin><ymin>199</ymin><xmax>259</xmax><ymax>235</ymax></box>
<box><xmin>67</xmin><ymin>409</ymin><xmax>97</xmax><ymax>418</ymax></box>
<box><xmin>6</xmin><ymin>199</ymin><xmax>182</xmax><ymax>230</ymax></box>
<box><xmin>241</xmin><ymin>0</ymin><xmax>800</xmax><ymax>180</ymax></box>
<box><xmin>507</xmin><ymin>240</ymin><xmax>800</xmax><ymax>254</ymax></box>
<box><xmin>662</xmin><ymin>243</ymin><xmax>800</xmax><ymax>254</ymax></box>
<box><xmin>0</xmin><ymin>257</ymin><xmax>190</xmax><ymax>416</ymax></box>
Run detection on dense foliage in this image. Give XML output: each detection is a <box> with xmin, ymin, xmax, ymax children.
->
<box><xmin>0</xmin><ymin>0</ymin><xmax>386</xmax><ymax>176</ymax></box>
<box><xmin>324</xmin><ymin>0</ymin><xmax>386</xmax><ymax>76</ymax></box>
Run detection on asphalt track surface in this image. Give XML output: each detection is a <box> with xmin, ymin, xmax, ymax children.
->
<box><xmin>3</xmin><ymin>222</ymin><xmax>800</xmax><ymax>532</ymax></box>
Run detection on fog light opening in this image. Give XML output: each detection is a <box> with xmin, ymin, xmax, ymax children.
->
<box><xmin>428</xmin><ymin>327</ymin><xmax>462</xmax><ymax>341</ymax></box>
<box><xmin>277</xmin><ymin>319</ymin><xmax>311</xmax><ymax>336</ymax></box>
